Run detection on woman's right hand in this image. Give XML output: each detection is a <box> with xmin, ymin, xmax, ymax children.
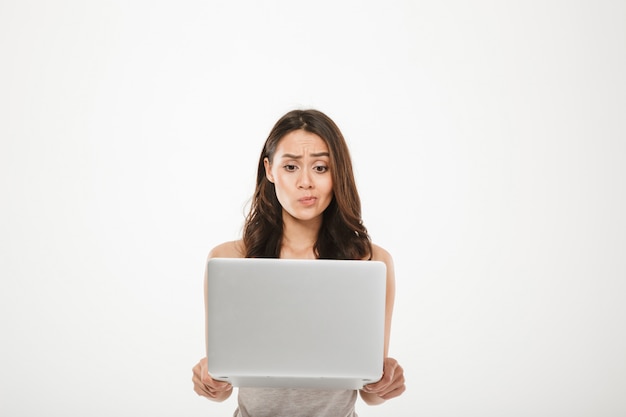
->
<box><xmin>192</xmin><ymin>357</ymin><xmax>234</xmax><ymax>402</ymax></box>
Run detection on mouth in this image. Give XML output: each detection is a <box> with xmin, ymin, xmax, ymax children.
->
<box><xmin>298</xmin><ymin>196</ymin><xmax>317</xmax><ymax>205</ymax></box>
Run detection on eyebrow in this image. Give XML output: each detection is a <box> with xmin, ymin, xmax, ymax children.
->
<box><xmin>280</xmin><ymin>152</ymin><xmax>330</xmax><ymax>159</ymax></box>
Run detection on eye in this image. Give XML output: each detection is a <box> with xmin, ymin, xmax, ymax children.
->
<box><xmin>283</xmin><ymin>164</ymin><xmax>298</xmax><ymax>172</ymax></box>
<box><xmin>313</xmin><ymin>165</ymin><xmax>329</xmax><ymax>173</ymax></box>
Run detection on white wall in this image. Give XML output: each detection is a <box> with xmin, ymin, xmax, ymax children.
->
<box><xmin>1</xmin><ymin>1</ymin><xmax>625</xmax><ymax>416</ymax></box>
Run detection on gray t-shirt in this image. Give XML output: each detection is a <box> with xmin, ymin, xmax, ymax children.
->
<box><xmin>234</xmin><ymin>387</ymin><xmax>358</xmax><ymax>417</ymax></box>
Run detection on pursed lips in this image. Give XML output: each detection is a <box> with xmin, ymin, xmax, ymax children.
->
<box><xmin>298</xmin><ymin>196</ymin><xmax>317</xmax><ymax>204</ymax></box>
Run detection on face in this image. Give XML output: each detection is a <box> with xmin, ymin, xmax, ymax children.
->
<box><xmin>264</xmin><ymin>130</ymin><xmax>334</xmax><ymax>224</ymax></box>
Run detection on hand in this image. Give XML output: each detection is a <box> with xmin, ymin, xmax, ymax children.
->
<box><xmin>362</xmin><ymin>357</ymin><xmax>406</xmax><ymax>400</ymax></box>
<box><xmin>192</xmin><ymin>357</ymin><xmax>233</xmax><ymax>401</ymax></box>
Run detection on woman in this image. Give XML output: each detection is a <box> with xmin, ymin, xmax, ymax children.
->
<box><xmin>192</xmin><ymin>109</ymin><xmax>405</xmax><ymax>416</ymax></box>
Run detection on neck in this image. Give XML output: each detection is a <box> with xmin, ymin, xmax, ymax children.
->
<box><xmin>280</xmin><ymin>211</ymin><xmax>322</xmax><ymax>259</ymax></box>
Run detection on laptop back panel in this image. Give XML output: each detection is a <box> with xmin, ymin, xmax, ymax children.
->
<box><xmin>205</xmin><ymin>258</ymin><xmax>386</xmax><ymax>389</ymax></box>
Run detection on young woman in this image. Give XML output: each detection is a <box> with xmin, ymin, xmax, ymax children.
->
<box><xmin>192</xmin><ymin>109</ymin><xmax>405</xmax><ymax>416</ymax></box>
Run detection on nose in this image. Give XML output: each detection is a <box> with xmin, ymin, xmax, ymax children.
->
<box><xmin>298</xmin><ymin>170</ymin><xmax>313</xmax><ymax>189</ymax></box>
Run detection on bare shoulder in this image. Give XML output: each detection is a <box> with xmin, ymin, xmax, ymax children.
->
<box><xmin>207</xmin><ymin>240</ymin><xmax>246</xmax><ymax>259</ymax></box>
<box><xmin>368</xmin><ymin>243</ymin><xmax>395</xmax><ymax>281</ymax></box>
<box><xmin>370</xmin><ymin>243</ymin><xmax>394</xmax><ymax>266</ymax></box>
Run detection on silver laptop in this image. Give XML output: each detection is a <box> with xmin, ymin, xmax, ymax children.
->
<box><xmin>205</xmin><ymin>257</ymin><xmax>386</xmax><ymax>390</ymax></box>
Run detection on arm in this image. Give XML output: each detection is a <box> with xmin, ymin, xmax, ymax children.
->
<box><xmin>359</xmin><ymin>245</ymin><xmax>406</xmax><ymax>405</ymax></box>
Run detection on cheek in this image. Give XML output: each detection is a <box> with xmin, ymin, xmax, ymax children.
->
<box><xmin>273</xmin><ymin>173</ymin><xmax>290</xmax><ymax>190</ymax></box>
<box><xmin>322</xmin><ymin>185</ymin><xmax>334</xmax><ymax>211</ymax></box>
<box><xmin>324</xmin><ymin>176</ymin><xmax>334</xmax><ymax>192</ymax></box>
<box><xmin>271</xmin><ymin>176</ymin><xmax>291</xmax><ymax>202</ymax></box>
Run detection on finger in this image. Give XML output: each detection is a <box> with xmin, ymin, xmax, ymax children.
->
<box><xmin>378</xmin><ymin>382</ymin><xmax>406</xmax><ymax>400</ymax></box>
<box><xmin>377</xmin><ymin>370</ymin><xmax>405</xmax><ymax>395</ymax></box>
<box><xmin>192</xmin><ymin>375</ymin><xmax>214</xmax><ymax>397</ymax></box>
<box><xmin>376</xmin><ymin>369</ymin><xmax>405</xmax><ymax>399</ymax></box>
<box><xmin>205</xmin><ymin>378</ymin><xmax>232</xmax><ymax>392</ymax></box>
<box><xmin>363</xmin><ymin>364</ymin><xmax>396</xmax><ymax>392</ymax></box>
<box><xmin>200</xmin><ymin>370</ymin><xmax>232</xmax><ymax>390</ymax></box>
<box><xmin>192</xmin><ymin>366</ymin><xmax>232</xmax><ymax>398</ymax></box>
<box><xmin>193</xmin><ymin>379</ymin><xmax>230</xmax><ymax>398</ymax></box>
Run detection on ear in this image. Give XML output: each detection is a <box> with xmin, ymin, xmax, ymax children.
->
<box><xmin>263</xmin><ymin>157</ymin><xmax>274</xmax><ymax>183</ymax></box>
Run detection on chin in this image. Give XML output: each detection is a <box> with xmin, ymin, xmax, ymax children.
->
<box><xmin>288</xmin><ymin>211</ymin><xmax>323</xmax><ymax>222</ymax></box>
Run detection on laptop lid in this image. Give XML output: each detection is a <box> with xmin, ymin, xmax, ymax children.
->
<box><xmin>205</xmin><ymin>257</ymin><xmax>386</xmax><ymax>390</ymax></box>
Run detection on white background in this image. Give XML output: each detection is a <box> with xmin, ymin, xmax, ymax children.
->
<box><xmin>1</xmin><ymin>1</ymin><xmax>625</xmax><ymax>416</ymax></box>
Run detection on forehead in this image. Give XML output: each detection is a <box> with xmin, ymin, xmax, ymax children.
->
<box><xmin>275</xmin><ymin>130</ymin><xmax>329</xmax><ymax>155</ymax></box>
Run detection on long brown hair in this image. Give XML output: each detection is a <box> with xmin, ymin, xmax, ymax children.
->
<box><xmin>243</xmin><ymin>109</ymin><xmax>372</xmax><ymax>259</ymax></box>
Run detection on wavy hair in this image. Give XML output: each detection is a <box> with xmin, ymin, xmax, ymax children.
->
<box><xmin>243</xmin><ymin>109</ymin><xmax>372</xmax><ymax>260</ymax></box>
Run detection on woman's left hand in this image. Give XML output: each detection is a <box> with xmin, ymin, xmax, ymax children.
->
<box><xmin>361</xmin><ymin>357</ymin><xmax>406</xmax><ymax>400</ymax></box>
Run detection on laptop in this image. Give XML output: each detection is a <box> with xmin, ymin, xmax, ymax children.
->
<box><xmin>205</xmin><ymin>257</ymin><xmax>386</xmax><ymax>390</ymax></box>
